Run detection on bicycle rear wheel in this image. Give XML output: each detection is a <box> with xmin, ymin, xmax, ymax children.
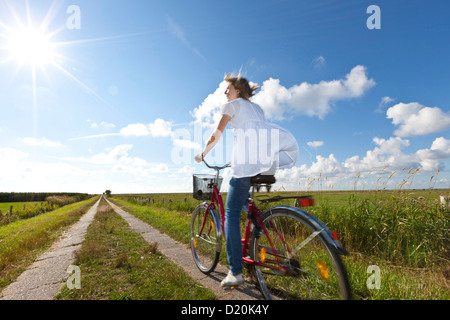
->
<box><xmin>190</xmin><ymin>203</ymin><xmax>221</xmax><ymax>274</ymax></box>
<box><xmin>250</xmin><ymin>207</ymin><xmax>351</xmax><ymax>300</ymax></box>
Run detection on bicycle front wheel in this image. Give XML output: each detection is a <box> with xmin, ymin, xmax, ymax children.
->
<box><xmin>190</xmin><ymin>203</ymin><xmax>222</xmax><ymax>274</ymax></box>
<box><xmin>250</xmin><ymin>207</ymin><xmax>351</xmax><ymax>300</ymax></box>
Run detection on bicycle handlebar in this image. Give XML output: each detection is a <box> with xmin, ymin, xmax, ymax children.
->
<box><xmin>202</xmin><ymin>159</ymin><xmax>231</xmax><ymax>171</ymax></box>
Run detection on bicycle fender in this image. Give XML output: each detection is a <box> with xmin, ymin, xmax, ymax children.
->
<box><xmin>264</xmin><ymin>205</ymin><xmax>349</xmax><ymax>256</ymax></box>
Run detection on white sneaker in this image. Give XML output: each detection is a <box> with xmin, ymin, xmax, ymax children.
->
<box><xmin>221</xmin><ymin>271</ymin><xmax>244</xmax><ymax>287</ymax></box>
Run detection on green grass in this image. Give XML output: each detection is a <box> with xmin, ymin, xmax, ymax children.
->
<box><xmin>0</xmin><ymin>197</ymin><xmax>99</xmax><ymax>290</ymax></box>
<box><xmin>56</xmin><ymin>197</ymin><xmax>215</xmax><ymax>300</ymax></box>
<box><xmin>0</xmin><ymin>201</ymin><xmax>43</xmax><ymax>212</ymax></box>
<box><xmin>111</xmin><ymin>189</ymin><xmax>449</xmax><ymax>300</ymax></box>
<box><xmin>0</xmin><ymin>201</ymin><xmax>57</xmax><ymax>222</ymax></box>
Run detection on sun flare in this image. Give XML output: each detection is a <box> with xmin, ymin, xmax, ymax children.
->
<box><xmin>5</xmin><ymin>26</ymin><xmax>56</xmax><ymax>67</ymax></box>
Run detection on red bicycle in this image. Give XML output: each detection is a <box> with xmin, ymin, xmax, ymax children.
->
<box><xmin>190</xmin><ymin>160</ymin><xmax>351</xmax><ymax>300</ymax></box>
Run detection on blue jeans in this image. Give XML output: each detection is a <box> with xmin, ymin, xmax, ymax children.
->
<box><xmin>225</xmin><ymin>177</ymin><xmax>252</xmax><ymax>275</ymax></box>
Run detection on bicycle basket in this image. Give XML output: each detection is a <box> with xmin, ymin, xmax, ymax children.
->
<box><xmin>193</xmin><ymin>174</ymin><xmax>223</xmax><ymax>200</ymax></box>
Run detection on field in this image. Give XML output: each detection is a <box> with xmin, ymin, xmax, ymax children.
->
<box><xmin>0</xmin><ymin>201</ymin><xmax>43</xmax><ymax>213</ymax></box>
<box><xmin>0</xmin><ymin>195</ymin><xmax>87</xmax><ymax>225</ymax></box>
<box><xmin>113</xmin><ymin>187</ymin><xmax>449</xmax><ymax>300</ymax></box>
<box><xmin>1</xmin><ymin>188</ymin><xmax>448</xmax><ymax>300</ymax></box>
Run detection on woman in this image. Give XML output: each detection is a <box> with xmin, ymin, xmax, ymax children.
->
<box><xmin>195</xmin><ymin>74</ymin><xmax>298</xmax><ymax>287</ymax></box>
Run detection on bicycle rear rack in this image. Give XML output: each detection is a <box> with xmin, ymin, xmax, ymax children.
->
<box><xmin>257</xmin><ymin>195</ymin><xmax>315</xmax><ymax>207</ymax></box>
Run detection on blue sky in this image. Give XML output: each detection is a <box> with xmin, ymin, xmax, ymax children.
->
<box><xmin>0</xmin><ymin>0</ymin><xmax>449</xmax><ymax>194</ymax></box>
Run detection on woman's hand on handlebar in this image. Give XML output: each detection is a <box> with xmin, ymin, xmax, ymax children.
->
<box><xmin>194</xmin><ymin>153</ymin><xmax>203</xmax><ymax>163</ymax></box>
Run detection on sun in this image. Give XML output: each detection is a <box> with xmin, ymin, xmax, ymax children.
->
<box><xmin>5</xmin><ymin>26</ymin><xmax>56</xmax><ymax>68</ymax></box>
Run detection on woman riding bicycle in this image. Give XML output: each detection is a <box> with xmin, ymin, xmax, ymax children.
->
<box><xmin>195</xmin><ymin>74</ymin><xmax>298</xmax><ymax>287</ymax></box>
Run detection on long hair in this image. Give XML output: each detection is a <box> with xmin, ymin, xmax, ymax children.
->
<box><xmin>224</xmin><ymin>74</ymin><xmax>259</xmax><ymax>100</ymax></box>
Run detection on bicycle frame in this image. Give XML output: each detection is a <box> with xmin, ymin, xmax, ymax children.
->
<box><xmin>199</xmin><ymin>160</ymin><xmax>291</xmax><ymax>274</ymax></box>
<box><xmin>241</xmin><ymin>200</ymin><xmax>287</xmax><ymax>273</ymax></box>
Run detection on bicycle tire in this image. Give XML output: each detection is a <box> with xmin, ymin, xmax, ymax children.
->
<box><xmin>190</xmin><ymin>203</ymin><xmax>222</xmax><ymax>274</ymax></box>
<box><xmin>249</xmin><ymin>206</ymin><xmax>351</xmax><ymax>300</ymax></box>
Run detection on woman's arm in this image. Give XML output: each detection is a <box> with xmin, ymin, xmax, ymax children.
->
<box><xmin>194</xmin><ymin>115</ymin><xmax>231</xmax><ymax>163</ymax></box>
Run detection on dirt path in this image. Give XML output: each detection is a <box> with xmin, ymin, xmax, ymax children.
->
<box><xmin>0</xmin><ymin>196</ymin><xmax>263</xmax><ymax>300</ymax></box>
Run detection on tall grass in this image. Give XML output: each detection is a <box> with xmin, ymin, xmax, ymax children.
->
<box><xmin>0</xmin><ymin>195</ymin><xmax>87</xmax><ymax>226</ymax></box>
<box><xmin>118</xmin><ymin>185</ymin><xmax>449</xmax><ymax>269</ymax></box>
<box><xmin>299</xmin><ymin>167</ymin><xmax>449</xmax><ymax>268</ymax></box>
<box><xmin>309</xmin><ymin>192</ymin><xmax>448</xmax><ymax>268</ymax></box>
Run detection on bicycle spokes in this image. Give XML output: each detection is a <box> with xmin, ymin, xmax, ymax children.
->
<box><xmin>190</xmin><ymin>205</ymin><xmax>221</xmax><ymax>274</ymax></box>
<box><xmin>251</xmin><ymin>210</ymin><xmax>350</xmax><ymax>300</ymax></box>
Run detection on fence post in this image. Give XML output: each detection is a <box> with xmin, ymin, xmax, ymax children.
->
<box><xmin>7</xmin><ymin>205</ymin><xmax>13</xmax><ymax>222</ymax></box>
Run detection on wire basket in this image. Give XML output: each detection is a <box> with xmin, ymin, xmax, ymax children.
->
<box><xmin>193</xmin><ymin>174</ymin><xmax>223</xmax><ymax>200</ymax></box>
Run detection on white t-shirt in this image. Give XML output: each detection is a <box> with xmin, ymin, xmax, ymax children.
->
<box><xmin>221</xmin><ymin>98</ymin><xmax>298</xmax><ymax>178</ymax></box>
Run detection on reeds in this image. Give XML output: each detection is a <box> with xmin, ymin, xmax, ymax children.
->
<box><xmin>306</xmin><ymin>167</ymin><xmax>449</xmax><ymax>268</ymax></box>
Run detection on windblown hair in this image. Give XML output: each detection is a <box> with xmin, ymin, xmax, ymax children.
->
<box><xmin>224</xmin><ymin>74</ymin><xmax>259</xmax><ymax>100</ymax></box>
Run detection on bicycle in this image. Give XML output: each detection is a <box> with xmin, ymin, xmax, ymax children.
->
<box><xmin>190</xmin><ymin>160</ymin><xmax>351</xmax><ymax>300</ymax></box>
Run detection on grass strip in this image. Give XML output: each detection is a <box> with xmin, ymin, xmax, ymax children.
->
<box><xmin>0</xmin><ymin>197</ymin><xmax>99</xmax><ymax>290</ymax></box>
<box><xmin>57</xmin><ymin>197</ymin><xmax>216</xmax><ymax>300</ymax></box>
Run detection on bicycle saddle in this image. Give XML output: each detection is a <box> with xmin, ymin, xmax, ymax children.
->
<box><xmin>251</xmin><ymin>174</ymin><xmax>276</xmax><ymax>185</ymax></box>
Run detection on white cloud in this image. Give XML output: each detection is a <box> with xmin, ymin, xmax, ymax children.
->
<box><xmin>276</xmin><ymin>136</ymin><xmax>450</xmax><ymax>190</ymax></box>
<box><xmin>387</xmin><ymin>102</ymin><xmax>450</xmax><ymax>137</ymax></box>
<box><xmin>75</xmin><ymin>144</ymin><xmax>171</xmax><ymax>176</ymax></box>
<box><xmin>307</xmin><ymin>141</ymin><xmax>324</xmax><ymax>148</ymax></box>
<box><xmin>119</xmin><ymin>118</ymin><xmax>173</xmax><ymax>137</ymax></box>
<box><xmin>376</xmin><ymin>96</ymin><xmax>395</xmax><ymax>113</ymax></box>
<box><xmin>148</xmin><ymin>118</ymin><xmax>173</xmax><ymax>137</ymax></box>
<box><xmin>415</xmin><ymin>137</ymin><xmax>450</xmax><ymax>171</ymax></box>
<box><xmin>91</xmin><ymin>144</ymin><xmax>135</xmax><ymax>164</ymax></box>
<box><xmin>346</xmin><ymin>137</ymin><xmax>413</xmax><ymax>172</ymax></box>
<box><xmin>313</xmin><ymin>56</ymin><xmax>326</xmax><ymax>69</ymax></box>
<box><xmin>89</xmin><ymin>120</ymin><xmax>116</xmax><ymax>130</ymax></box>
<box><xmin>0</xmin><ymin>147</ymin><xmax>29</xmax><ymax>163</ymax></box>
<box><xmin>190</xmin><ymin>66</ymin><xmax>375</xmax><ymax>126</ymax></box>
<box><xmin>252</xmin><ymin>65</ymin><xmax>376</xmax><ymax>120</ymax></box>
<box><xmin>149</xmin><ymin>163</ymin><xmax>169</xmax><ymax>173</ymax></box>
<box><xmin>0</xmin><ymin>147</ymin><xmax>98</xmax><ymax>192</ymax></box>
<box><xmin>120</xmin><ymin>123</ymin><xmax>151</xmax><ymax>137</ymax></box>
<box><xmin>73</xmin><ymin>118</ymin><xmax>174</xmax><ymax>140</ymax></box>
<box><xmin>190</xmin><ymin>81</ymin><xmax>228</xmax><ymax>127</ymax></box>
<box><xmin>173</xmin><ymin>139</ymin><xmax>201</xmax><ymax>150</ymax></box>
<box><xmin>20</xmin><ymin>137</ymin><xmax>63</xmax><ymax>148</ymax></box>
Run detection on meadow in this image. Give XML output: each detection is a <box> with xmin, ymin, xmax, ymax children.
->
<box><xmin>0</xmin><ymin>195</ymin><xmax>87</xmax><ymax>225</ymax></box>
<box><xmin>112</xmin><ymin>186</ymin><xmax>449</xmax><ymax>300</ymax></box>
